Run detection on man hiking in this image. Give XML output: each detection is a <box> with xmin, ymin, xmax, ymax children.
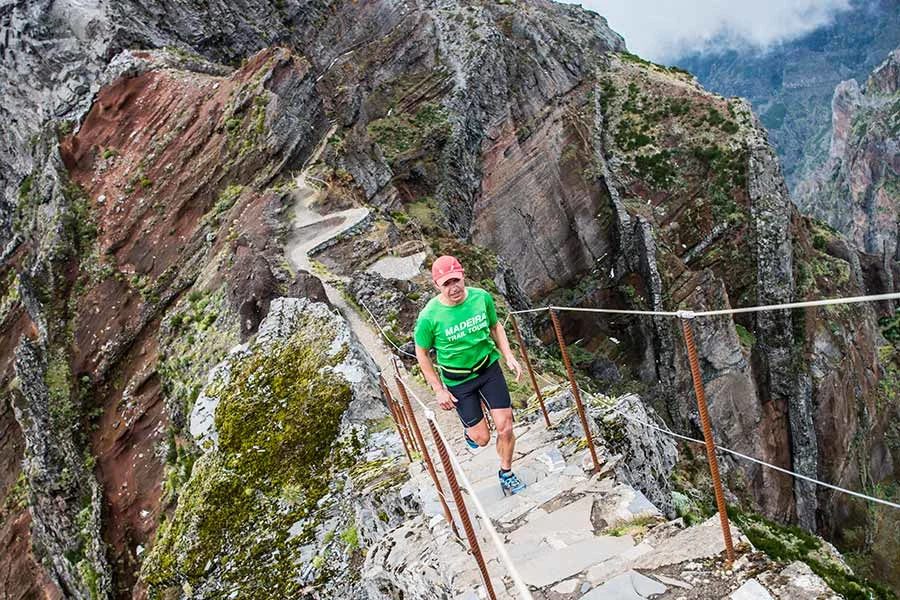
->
<box><xmin>414</xmin><ymin>255</ymin><xmax>527</xmax><ymax>496</ymax></box>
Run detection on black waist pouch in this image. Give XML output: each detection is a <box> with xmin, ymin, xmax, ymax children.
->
<box><xmin>439</xmin><ymin>354</ymin><xmax>493</xmax><ymax>381</ymax></box>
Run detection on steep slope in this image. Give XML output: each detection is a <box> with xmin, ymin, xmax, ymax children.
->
<box><xmin>794</xmin><ymin>48</ymin><xmax>900</xmax><ymax>587</ymax></box>
<box><xmin>0</xmin><ymin>0</ymin><xmax>896</xmax><ymax>597</ymax></box>
<box><xmin>674</xmin><ymin>0</ymin><xmax>900</xmax><ymax>190</ymax></box>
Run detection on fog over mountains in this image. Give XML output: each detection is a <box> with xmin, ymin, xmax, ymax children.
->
<box><xmin>672</xmin><ymin>0</ymin><xmax>900</xmax><ymax>188</ymax></box>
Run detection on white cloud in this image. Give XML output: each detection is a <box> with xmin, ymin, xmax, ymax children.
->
<box><xmin>575</xmin><ymin>0</ymin><xmax>853</xmax><ymax>62</ymax></box>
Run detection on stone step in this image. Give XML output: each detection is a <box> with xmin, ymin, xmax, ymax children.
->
<box><xmin>579</xmin><ymin>569</ymin><xmax>668</xmax><ymax>599</ymax></box>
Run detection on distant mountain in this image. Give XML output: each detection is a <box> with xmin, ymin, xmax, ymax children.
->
<box><xmin>796</xmin><ymin>48</ymin><xmax>900</xmax><ymax>258</ymax></box>
<box><xmin>674</xmin><ymin>0</ymin><xmax>900</xmax><ymax>191</ymax></box>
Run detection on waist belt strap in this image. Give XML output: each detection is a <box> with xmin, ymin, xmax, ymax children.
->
<box><xmin>439</xmin><ymin>354</ymin><xmax>492</xmax><ymax>381</ymax></box>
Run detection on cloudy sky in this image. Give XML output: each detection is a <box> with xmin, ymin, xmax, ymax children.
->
<box><xmin>576</xmin><ymin>0</ymin><xmax>854</xmax><ymax>62</ymax></box>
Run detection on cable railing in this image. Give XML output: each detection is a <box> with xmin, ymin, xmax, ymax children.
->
<box><xmin>362</xmin><ymin>290</ymin><xmax>900</xmax><ymax>596</ymax></box>
<box><xmin>382</xmin><ymin>363</ymin><xmax>533</xmax><ymax>600</ymax></box>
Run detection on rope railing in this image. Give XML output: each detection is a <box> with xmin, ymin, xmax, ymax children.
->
<box><xmin>387</xmin><ymin>371</ymin><xmax>534</xmax><ymax>600</ymax></box>
<box><xmin>521</xmin><ymin>336</ymin><xmax>900</xmax><ymax>513</ymax></box>
<box><xmin>606</xmin><ymin>405</ymin><xmax>900</xmax><ymax>511</ymax></box>
<box><xmin>506</xmin><ymin>291</ymin><xmax>900</xmax><ymax>318</ymax></box>
<box><xmin>365</xmin><ymin>289</ymin><xmax>900</xmax><ymax>587</ymax></box>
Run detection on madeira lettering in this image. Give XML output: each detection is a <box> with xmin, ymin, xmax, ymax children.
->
<box><xmin>444</xmin><ymin>312</ymin><xmax>488</xmax><ymax>341</ymax></box>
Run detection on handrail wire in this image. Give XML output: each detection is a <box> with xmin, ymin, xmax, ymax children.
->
<box><xmin>503</xmin><ymin>291</ymin><xmax>900</xmax><ymax>318</ymax></box>
<box><xmin>538</xmin><ymin>367</ymin><xmax>900</xmax><ymax>513</ymax></box>
<box><xmin>396</xmin><ymin>373</ymin><xmax>534</xmax><ymax>600</ymax></box>
<box><xmin>358</xmin><ymin>299</ymin><xmax>418</xmax><ymax>358</ymax></box>
<box><xmin>602</xmin><ymin>398</ymin><xmax>900</xmax><ymax>511</ymax></box>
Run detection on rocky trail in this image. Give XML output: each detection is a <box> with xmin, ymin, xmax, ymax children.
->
<box><xmin>283</xmin><ymin>166</ymin><xmax>839</xmax><ymax>599</ymax></box>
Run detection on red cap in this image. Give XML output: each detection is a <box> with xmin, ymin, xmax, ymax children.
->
<box><xmin>432</xmin><ymin>255</ymin><xmax>464</xmax><ymax>285</ymax></box>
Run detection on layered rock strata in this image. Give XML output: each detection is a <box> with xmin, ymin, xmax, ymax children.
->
<box><xmin>0</xmin><ymin>0</ymin><xmax>896</xmax><ymax>596</ymax></box>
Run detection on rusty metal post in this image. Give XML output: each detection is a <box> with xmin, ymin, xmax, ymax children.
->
<box><xmin>427</xmin><ymin>418</ymin><xmax>497</xmax><ymax>600</ymax></box>
<box><xmin>382</xmin><ymin>375</ymin><xmax>419</xmax><ymax>455</ymax></box>
<box><xmin>394</xmin><ymin>376</ymin><xmax>461</xmax><ymax>539</ymax></box>
<box><xmin>396</xmin><ymin>396</ymin><xmax>420</xmax><ymax>454</ymax></box>
<box><xmin>510</xmin><ymin>315</ymin><xmax>551</xmax><ymax>428</ymax></box>
<box><xmin>549</xmin><ymin>309</ymin><xmax>602</xmax><ymax>473</ymax></box>
<box><xmin>379</xmin><ymin>376</ymin><xmax>413</xmax><ymax>461</ymax></box>
<box><xmin>383</xmin><ymin>368</ymin><xmax>421</xmax><ymax>454</ymax></box>
<box><xmin>681</xmin><ymin>317</ymin><xmax>736</xmax><ymax>566</ymax></box>
<box><xmin>481</xmin><ymin>399</ymin><xmax>494</xmax><ymax>431</ymax></box>
<box><xmin>396</xmin><ymin>394</ymin><xmax>421</xmax><ymax>454</ymax></box>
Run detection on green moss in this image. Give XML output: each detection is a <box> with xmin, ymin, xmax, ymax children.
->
<box><xmin>633</xmin><ymin>150</ymin><xmax>675</xmax><ymax>188</ymax></box>
<box><xmin>728</xmin><ymin>507</ymin><xmax>897</xmax><ymax>600</ymax></box>
<box><xmin>880</xmin><ymin>307</ymin><xmax>900</xmax><ymax>345</ymax></box>
<box><xmin>734</xmin><ymin>324</ymin><xmax>756</xmax><ymax>351</ymax></box>
<box><xmin>142</xmin><ymin>331</ymin><xmax>353</xmax><ymax>597</ymax></box>
<box><xmin>204</xmin><ymin>185</ymin><xmax>244</xmax><ymax>228</ymax></box>
<box><xmin>340</xmin><ymin>525</ymin><xmax>359</xmax><ymax>549</ymax></box>
<box><xmin>158</xmin><ymin>289</ymin><xmax>236</xmax><ymax>424</ymax></box>
<box><xmin>367</xmin><ymin>103</ymin><xmax>451</xmax><ymax>163</ymax></box>
<box><xmin>603</xmin><ymin>514</ymin><xmax>662</xmax><ymax>539</ymax></box>
<box><xmin>1</xmin><ymin>473</ymin><xmax>28</xmax><ymax>513</ymax></box>
<box><xmin>46</xmin><ymin>347</ymin><xmax>78</xmax><ymax>434</ymax></box>
<box><xmin>18</xmin><ymin>175</ymin><xmax>33</xmax><ymax>201</ymax></box>
<box><xmin>407</xmin><ymin>196</ymin><xmax>442</xmax><ymax>232</ymax></box>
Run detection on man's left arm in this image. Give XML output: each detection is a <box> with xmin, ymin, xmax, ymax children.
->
<box><xmin>490</xmin><ymin>321</ymin><xmax>522</xmax><ymax>382</ymax></box>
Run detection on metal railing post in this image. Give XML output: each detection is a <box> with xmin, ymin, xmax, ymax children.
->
<box><xmin>394</xmin><ymin>376</ymin><xmax>461</xmax><ymax>539</ymax></box>
<box><xmin>510</xmin><ymin>315</ymin><xmax>551</xmax><ymax>428</ymax></box>
<box><xmin>427</xmin><ymin>418</ymin><xmax>498</xmax><ymax>600</ymax></box>
<box><xmin>549</xmin><ymin>309</ymin><xmax>602</xmax><ymax>473</ymax></box>
<box><xmin>680</xmin><ymin>317</ymin><xmax>736</xmax><ymax>565</ymax></box>
<box><xmin>379</xmin><ymin>375</ymin><xmax>413</xmax><ymax>461</ymax></box>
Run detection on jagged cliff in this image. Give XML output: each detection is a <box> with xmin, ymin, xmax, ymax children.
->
<box><xmin>675</xmin><ymin>0</ymin><xmax>900</xmax><ymax>191</ymax></box>
<box><xmin>797</xmin><ymin>48</ymin><xmax>900</xmax><ymax>260</ymax></box>
<box><xmin>0</xmin><ymin>0</ymin><xmax>897</xmax><ymax>598</ymax></box>
<box><xmin>794</xmin><ymin>47</ymin><xmax>900</xmax><ymax>587</ymax></box>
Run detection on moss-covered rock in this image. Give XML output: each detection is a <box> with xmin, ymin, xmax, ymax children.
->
<box><xmin>142</xmin><ymin>298</ymin><xmax>360</xmax><ymax>598</ymax></box>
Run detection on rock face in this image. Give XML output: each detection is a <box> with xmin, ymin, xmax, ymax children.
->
<box><xmin>0</xmin><ymin>0</ymin><xmax>896</xmax><ymax>597</ymax></box>
<box><xmin>674</xmin><ymin>0</ymin><xmax>900</xmax><ymax>190</ymax></box>
<box><xmin>141</xmin><ymin>297</ymin><xmax>397</xmax><ymax>598</ymax></box>
<box><xmin>797</xmin><ymin>48</ymin><xmax>900</xmax><ymax>259</ymax></box>
<box><xmin>2</xmin><ymin>42</ymin><xmax>332</xmax><ymax>596</ymax></box>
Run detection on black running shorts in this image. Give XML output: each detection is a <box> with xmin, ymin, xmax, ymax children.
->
<box><xmin>446</xmin><ymin>359</ymin><xmax>512</xmax><ymax>427</ymax></box>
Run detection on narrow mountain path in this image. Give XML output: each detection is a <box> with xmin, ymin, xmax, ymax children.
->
<box><xmin>282</xmin><ymin>157</ymin><xmax>835</xmax><ymax>599</ymax></box>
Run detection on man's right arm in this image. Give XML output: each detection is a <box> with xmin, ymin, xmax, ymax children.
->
<box><xmin>415</xmin><ymin>344</ymin><xmax>456</xmax><ymax>410</ymax></box>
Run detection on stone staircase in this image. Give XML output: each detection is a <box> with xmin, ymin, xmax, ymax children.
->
<box><xmin>388</xmin><ymin>387</ymin><xmax>839</xmax><ymax>600</ymax></box>
<box><xmin>281</xmin><ymin>182</ymin><xmax>840</xmax><ymax>600</ymax></box>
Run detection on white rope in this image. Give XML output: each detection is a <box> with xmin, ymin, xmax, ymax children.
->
<box><xmin>693</xmin><ymin>291</ymin><xmax>900</xmax><ymax>317</ymax></box>
<box><xmin>592</xmin><ymin>391</ymin><xmax>900</xmax><ymax>511</ymax></box>
<box><xmin>550</xmin><ymin>305</ymin><xmax>681</xmax><ymax>317</ymax></box>
<box><xmin>358</xmin><ymin>299</ymin><xmax>418</xmax><ymax>358</ymax></box>
<box><xmin>506</xmin><ymin>292</ymin><xmax>900</xmax><ymax>318</ymax></box>
<box><xmin>395</xmin><ymin>374</ymin><xmax>534</xmax><ymax>600</ymax></box>
<box><xmin>507</xmin><ymin>307</ymin><xmax>549</xmax><ymax>316</ymax></box>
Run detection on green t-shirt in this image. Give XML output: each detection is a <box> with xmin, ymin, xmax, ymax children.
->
<box><xmin>414</xmin><ymin>287</ymin><xmax>501</xmax><ymax>385</ymax></box>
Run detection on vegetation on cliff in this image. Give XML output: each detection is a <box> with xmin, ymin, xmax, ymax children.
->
<box><xmin>142</xmin><ymin>321</ymin><xmax>352</xmax><ymax>597</ymax></box>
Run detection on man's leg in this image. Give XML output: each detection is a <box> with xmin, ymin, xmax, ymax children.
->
<box><xmin>477</xmin><ymin>362</ymin><xmax>517</xmax><ymax>470</ymax></box>
<box><xmin>479</xmin><ymin>365</ymin><xmax>525</xmax><ymax>495</ymax></box>
<box><xmin>491</xmin><ymin>408</ymin><xmax>515</xmax><ymax>470</ymax></box>
<box><xmin>447</xmin><ymin>379</ymin><xmax>490</xmax><ymax>447</ymax></box>
<box><xmin>466</xmin><ymin>417</ymin><xmax>491</xmax><ymax>447</ymax></box>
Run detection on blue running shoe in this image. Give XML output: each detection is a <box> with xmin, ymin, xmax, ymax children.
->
<box><xmin>499</xmin><ymin>470</ymin><xmax>526</xmax><ymax>496</ymax></box>
<box><xmin>464</xmin><ymin>431</ymin><xmax>479</xmax><ymax>449</ymax></box>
